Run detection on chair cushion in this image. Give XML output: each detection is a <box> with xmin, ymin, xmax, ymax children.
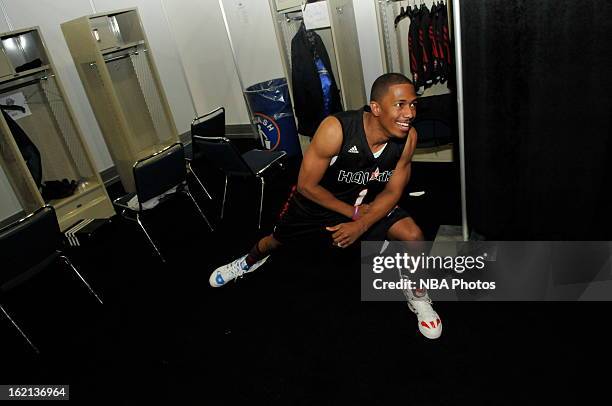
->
<box><xmin>113</xmin><ymin>193</ymin><xmax>137</xmax><ymax>210</ymax></box>
<box><xmin>242</xmin><ymin>150</ymin><xmax>286</xmax><ymax>175</ymax></box>
<box><xmin>113</xmin><ymin>184</ymin><xmax>182</xmax><ymax>212</ymax></box>
<box><xmin>192</xmin><ymin>137</ymin><xmax>252</xmax><ymax>176</ymax></box>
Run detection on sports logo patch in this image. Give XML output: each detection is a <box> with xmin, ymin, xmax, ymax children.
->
<box><xmin>254</xmin><ymin>112</ymin><xmax>281</xmax><ymax>150</ymax></box>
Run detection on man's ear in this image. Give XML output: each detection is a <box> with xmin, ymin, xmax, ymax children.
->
<box><xmin>370</xmin><ymin>101</ymin><xmax>381</xmax><ymax>116</ymax></box>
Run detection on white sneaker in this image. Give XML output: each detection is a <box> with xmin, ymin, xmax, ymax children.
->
<box><xmin>407</xmin><ymin>297</ymin><xmax>442</xmax><ymax>339</ymax></box>
<box><xmin>209</xmin><ymin>254</ymin><xmax>270</xmax><ymax>287</ymax></box>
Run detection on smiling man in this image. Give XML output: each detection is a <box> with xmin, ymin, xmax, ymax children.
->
<box><xmin>208</xmin><ymin>73</ymin><xmax>442</xmax><ymax>340</ymax></box>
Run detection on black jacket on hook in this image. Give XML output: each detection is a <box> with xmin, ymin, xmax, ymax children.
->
<box><xmin>291</xmin><ymin>23</ymin><xmax>342</xmax><ymax>138</ymax></box>
<box><xmin>1</xmin><ymin>109</ymin><xmax>42</xmax><ymax>188</ymax></box>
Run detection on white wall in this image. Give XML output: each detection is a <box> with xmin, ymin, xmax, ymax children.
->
<box><xmin>161</xmin><ymin>0</ymin><xmax>249</xmax><ymax>124</ymax></box>
<box><xmin>219</xmin><ymin>0</ymin><xmax>285</xmax><ymax>88</ymax></box>
<box><xmin>354</xmin><ymin>0</ymin><xmax>384</xmax><ymax>100</ymax></box>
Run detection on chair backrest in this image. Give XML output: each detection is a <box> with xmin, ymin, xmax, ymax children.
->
<box><xmin>191</xmin><ymin>107</ymin><xmax>225</xmax><ymax>138</ymax></box>
<box><xmin>0</xmin><ymin>205</ymin><xmax>61</xmax><ymax>288</ymax></box>
<box><xmin>191</xmin><ymin>136</ymin><xmax>254</xmax><ymax>177</ymax></box>
<box><xmin>133</xmin><ymin>143</ymin><xmax>186</xmax><ymax>205</ymax></box>
<box><xmin>191</xmin><ymin>107</ymin><xmax>225</xmax><ymax>161</ymax></box>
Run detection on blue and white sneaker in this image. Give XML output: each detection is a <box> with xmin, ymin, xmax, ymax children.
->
<box><xmin>209</xmin><ymin>254</ymin><xmax>270</xmax><ymax>287</ymax></box>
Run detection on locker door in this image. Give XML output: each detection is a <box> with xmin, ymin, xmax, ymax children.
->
<box><xmin>328</xmin><ymin>0</ymin><xmax>365</xmax><ymax>110</ymax></box>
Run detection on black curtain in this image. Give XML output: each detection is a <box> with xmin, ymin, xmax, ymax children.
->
<box><xmin>461</xmin><ymin>0</ymin><xmax>612</xmax><ymax>240</ymax></box>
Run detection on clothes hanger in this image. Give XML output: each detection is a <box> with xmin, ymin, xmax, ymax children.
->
<box><xmin>394</xmin><ymin>7</ymin><xmax>406</xmax><ymax>28</ymax></box>
<box><xmin>394</xmin><ymin>2</ymin><xmax>412</xmax><ymax>28</ymax></box>
<box><xmin>0</xmin><ymin>104</ymin><xmax>26</xmax><ymax>113</ymax></box>
<box><xmin>284</xmin><ymin>9</ymin><xmax>303</xmax><ymax>23</ymax></box>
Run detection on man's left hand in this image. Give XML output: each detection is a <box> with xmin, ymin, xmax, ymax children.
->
<box><xmin>326</xmin><ymin>221</ymin><xmax>367</xmax><ymax>248</ymax></box>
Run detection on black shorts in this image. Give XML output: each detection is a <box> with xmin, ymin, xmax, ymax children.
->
<box><xmin>273</xmin><ymin>205</ymin><xmax>411</xmax><ymax>245</ymax></box>
<box><xmin>362</xmin><ymin>206</ymin><xmax>411</xmax><ymax>241</ymax></box>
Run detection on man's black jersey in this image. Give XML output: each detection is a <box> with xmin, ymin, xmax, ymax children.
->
<box><xmin>285</xmin><ymin>106</ymin><xmax>407</xmax><ymax>225</ymax></box>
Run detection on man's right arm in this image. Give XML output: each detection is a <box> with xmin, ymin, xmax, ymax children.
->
<box><xmin>296</xmin><ymin>116</ymin><xmax>355</xmax><ymax>219</ymax></box>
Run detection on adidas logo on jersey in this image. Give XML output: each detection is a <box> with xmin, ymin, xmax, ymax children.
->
<box><xmin>348</xmin><ymin>146</ymin><xmax>359</xmax><ymax>154</ymax></box>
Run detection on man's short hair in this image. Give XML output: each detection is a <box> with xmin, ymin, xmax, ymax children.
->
<box><xmin>370</xmin><ymin>73</ymin><xmax>413</xmax><ymax>103</ymax></box>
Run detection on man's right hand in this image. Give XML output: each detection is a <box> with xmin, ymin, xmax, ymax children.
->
<box><xmin>326</xmin><ymin>220</ymin><xmax>368</xmax><ymax>248</ymax></box>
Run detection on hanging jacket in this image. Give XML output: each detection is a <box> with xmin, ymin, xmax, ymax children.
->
<box><xmin>291</xmin><ymin>23</ymin><xmax>342</xmax><ymax>138</ymax></box>
<box><xmin>407</xmin><ymin>7</ymin><xmax>422</xmax><ymax>90</ymax></box>
<box><xmin>432</xmin><ymin>2</ymin><xmax>445</xmax><ymax>83</ymax></box>
<box><xmin>418</xmin><ymin>4</ymin><xmax>434</xmax><ymax>89</ymax></box>
<box><xmin>440</xmin><ymin>6</ymin><xmax>452</xmax><ymax>81</ymax></box>
<box><xmin>429</xmin><ymin>4</ymin><xmax>442</xmax><ymax>84</ymax></box>
<box><xmin>407</xmin><ymin>5</ymin><xmax>421</xmax><ymax>88</ymax></box>
<box><xmin>1</xmin><ymin>109</ymin><xmax>42</xmax><ymax>187</ymax></box>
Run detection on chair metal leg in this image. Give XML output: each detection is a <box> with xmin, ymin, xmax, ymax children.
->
<box><xmin>136</xmin><ymin>213</ymin><xmax>165</xmax><ymax>263</ymax></box>
<box><xmin>59</xmin><ymin>255</ymin><xmax>104</xmax><ymax>305</ymax></box>
<box><xmin>187</xmin><ymin>161</ymin><xmax>212</xmax><ymax>200</ymax></box>
<box><xmin>258</xmin><ymin>176</ymin><xmax>265</xmax><ymax>229</ymax></box>
<box><xmin>185</xmin><ymin>189</ymin><xmax>214</xmax><ymax>232</ymax></box>
<box><xmin>0</xmin><ymin>304</ymin><xmax>39</xmax><ymax>354</ymax></box>
<box><xmin>221</xmin><ymin>175</ymin><xmax>228</xmax><ymax>220</ymax></box>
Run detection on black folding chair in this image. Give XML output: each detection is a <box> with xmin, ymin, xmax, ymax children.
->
<box><xmin>0</xmin><ymin>205</ymin><xmax>103</xmax><ymax>353</ymax></box>
<box><xmin>113</xmin><ymin>143</ymin><xmax>213</xmax><ymax>262</ymax></box>
<box><xmin>191</xmin><ymin>136</ymin><xmax>286</xmax><ymax>229</ymax></box>
<box><xmin>187</xmin><ymin>107</ymin><xmax>226</xmax><ymax>199</ymax></box>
